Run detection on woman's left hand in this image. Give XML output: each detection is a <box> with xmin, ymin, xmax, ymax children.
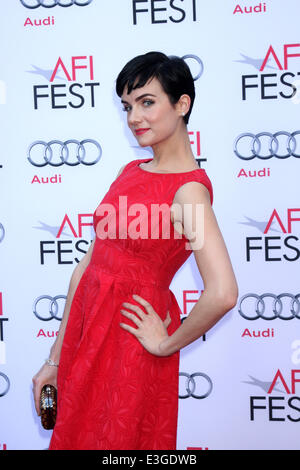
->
<box><xmin>120</xmin><ymin>294</ymin><xmax>171</xmax><ymax>357</ymax></box>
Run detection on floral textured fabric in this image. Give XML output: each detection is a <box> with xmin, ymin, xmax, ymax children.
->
<box><xmin>49</xmin><ymin>158</ymin><xmax>213</xmax><ymax>450</ymax></box>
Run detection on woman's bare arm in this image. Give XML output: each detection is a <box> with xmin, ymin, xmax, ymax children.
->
<box><xmin>160</xmin><ymin>181</ymin><xmax>239</xmax><ymax>355</ymax></box>
<box><xmin>49</xmin><ymin>238</ymin><xmax>95</xmax><ymax>363</ymax></box>
<box><xmin>32</xmin><ymin>239</ymin><xmax>95</xmax><ymax>414</ymax></box>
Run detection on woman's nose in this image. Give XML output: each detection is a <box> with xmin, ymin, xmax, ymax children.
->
<box><xmin>128</xmin><ymin>106</ymin><xmax>142</xmax><ymax>126</ymax></box>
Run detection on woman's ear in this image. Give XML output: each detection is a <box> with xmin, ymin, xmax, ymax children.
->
<box><xmin>177</xmin><ymin>94</ymin><xmax>191</xmax><ymax>117</ymax></box>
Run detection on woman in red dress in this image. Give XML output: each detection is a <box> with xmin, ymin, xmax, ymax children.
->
<box><xmin>32</xmin><ymin>51</ymin><xmax>238</xmax><ymax>450</ymax></box>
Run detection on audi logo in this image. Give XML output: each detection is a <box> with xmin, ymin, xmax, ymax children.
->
<box><xmin>181</xmin><ymin>55</ymin><xmax>203</xmax><ymax>81</ymax></box>
<box><xmin>20</xmin><ymin>0</ymin><xmax>93</xmax><ymax>8</ymax></box>
<box><xmin>33</xmin><ymin>295</ymin><xmax>66</xmax><ymax>321</ymax></box>
<box><xmin>0</xmin><ymin>373</ymin><xmax>10</xmax><ymax>397</ymax></box>
<box><xmin>27</xmin><ymin>139</ymin><xmax>102</xmax><ymax>167</ymax></box>
<box><xmin>234</xmin><ymin>131</ymin><xmax>300</xmax><ymax>160</ymax></box>
<box><xmin>238</xmin><ymin>293</ymin><xmax>300</xmax><ymax>321</ymax></box>
<box><xmin>179</xmin><ymin>372</ymin><xmax>213</xmax><ymax>399</ymax></box>
<box><xmin>0</xmin><ymin>224</ymin><xmax>4</xmax><ymax>243</ymax></box>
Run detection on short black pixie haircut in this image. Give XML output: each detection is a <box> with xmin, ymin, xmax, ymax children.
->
<box><xmin>116</xmin><ymin>51</ymin><xmax>195</xmax><ymax>125</ymax></box>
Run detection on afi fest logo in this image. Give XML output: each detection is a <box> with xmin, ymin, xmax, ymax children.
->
<box><xmin>36</xmin><ymin>213</ymin><xmax>94</xmax><ymax>265</ymax></box>
<box><xmin>32</xmin><ymin>55</ymin><xmax>99</xmax><ymax>110</ymax></box>
<box><xmin>132</xmin><ymin>0</ymin><xmax>199</xmax><ymax>25</ymax></box>
<box><xmin>243</xmin><ymin>207</ymin><xmax>300</xmax><ymax>262</ymax></box>
<box><xmin>248</xmin><ymin>369</ymin><xmax>300</xmax><ymax>422</ymax></box>
<box><xmin>245</xmin><ymin>342</ymin><xmax>300</xmax><ymax>423</ymax></box>
<box><xmin>239</xmin><ymin>43</ymin><xmax>300</xmax><ymax>101</ymax></box>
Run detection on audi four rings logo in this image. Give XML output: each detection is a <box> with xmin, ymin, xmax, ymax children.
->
<box><xmin>0</xmin><ymin>224</ymin><xmax>4</xmax><ymax>243</ymax></box>
<box><xmin>27</xmin><ymin>139</ymin><xmax>102</xmax><ymax>167</ymax></box>
<box><xmin>33</xmin><ymin>295</ymin><xmax>66</xmax><ymax>321</ymax></box>
<box><xmin>20</xmin><ymin>0</ymin><xmax>93</xmax><ymax>8</ymax></box>
<box><xmin>238</xmin><ymin>293</ymin><xmax>300</xmax><ymax>320</ymax></box>
<box><xmin>181</xmin><ymin>55</ymin><xmax>203</xmax><ymax>81</ymax></box>
<box><xmin>234</xmin><ymin>131</ymin><xmax>300</xmax><ymax>160</ymax></box>
<box><xmin>179</xmin><ymin>372</ymin><xmax>213</xmax><ymax>399</ymax></box>
<box><xmin>0</xmin><ymin>373</ymin><xmax>10</xmax><ymax>397</ymax></box>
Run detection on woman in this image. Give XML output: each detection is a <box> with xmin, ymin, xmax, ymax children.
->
<box><xmin>32</xmin><ymin>51</ymin><xmax>238</xmax><ymax>450</ymax></box>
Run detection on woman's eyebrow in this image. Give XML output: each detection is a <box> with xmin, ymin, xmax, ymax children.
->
<box><xmin>121</xmin><ymin>93</ymin><xmax>156</xmax><ymax>104</ymax></box>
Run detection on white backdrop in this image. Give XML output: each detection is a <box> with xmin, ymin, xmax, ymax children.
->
<box><xmin>0</xmin><ymin>0</ymin><xmax>300</xmax><ymax>450</ymax></box>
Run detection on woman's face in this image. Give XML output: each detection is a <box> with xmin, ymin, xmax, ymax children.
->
<box><xmin>121</xmin><ymin>77</ymin><xmax>183</xmax><ymax>147</ymax></box>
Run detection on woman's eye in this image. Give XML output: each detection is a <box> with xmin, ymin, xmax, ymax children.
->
<box><xmin>122</xmin><ymin>100</ymin><xmax>154</xmax><ymax>112</ymax></box>
<box><xmin>143</xmin><ymin>99</ymin><xmax>154</xmax><ymax>107</ymax></box>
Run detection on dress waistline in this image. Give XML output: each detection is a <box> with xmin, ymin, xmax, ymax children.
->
<box><xmin>88</xmin><ymin>263</ymin><xmax>170</xmax><ymax>290</ymax></box>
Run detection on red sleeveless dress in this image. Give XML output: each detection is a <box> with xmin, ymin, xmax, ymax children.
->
<box><xmin>49</xmin><ymin>157</ymin><xmax>213</xmax><ymax>450</ymax></box>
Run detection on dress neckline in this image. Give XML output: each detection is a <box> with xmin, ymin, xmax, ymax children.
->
<box><xmin>136</xmin><ymin>158</ymin><xmax>205</xmax><ymax>175</ymax></box>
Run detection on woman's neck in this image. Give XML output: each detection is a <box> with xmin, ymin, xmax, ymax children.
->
<box><xmin>150</xmin><ymin>126</ymin><xmax>198</xmax><ymax>172</ymax></box>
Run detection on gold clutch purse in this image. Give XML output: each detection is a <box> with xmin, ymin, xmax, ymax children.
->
<box><xmin>40</xmin><ymin>384</ymin><xmax>57</xmax><ymax>430</ymax></box>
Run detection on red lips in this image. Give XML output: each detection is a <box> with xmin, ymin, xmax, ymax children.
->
<box><xmin>135</xmin><ymin>128</ymin><xmax>150</xmax><ymax>136</ymax></box>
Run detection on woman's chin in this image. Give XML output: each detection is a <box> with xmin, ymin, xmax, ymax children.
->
<box><xmin>139</xmin><ymin>142</ymin><xmax>152</xmax><ymax>148</ymax></box>
<box><xmin>135</xmin><ymin>138</ymin><xmax>153</xmax><ymax>148</ymax></box>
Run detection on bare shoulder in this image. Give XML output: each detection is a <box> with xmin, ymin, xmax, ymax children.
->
<box><xmin>172</xmin><ymin>180</ymin><xmax>212</xmax><ymax>208</ymax></box>
<box><xmin>170</xmin><ymin>181</ymin><xmax>213</xmax><ymax>234</ymax></box>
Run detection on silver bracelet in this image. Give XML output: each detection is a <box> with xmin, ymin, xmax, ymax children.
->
<box><xmin>45</xmin><ymin>358</ymin><xmax>59</xmax><ymax>367</ymax></box>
